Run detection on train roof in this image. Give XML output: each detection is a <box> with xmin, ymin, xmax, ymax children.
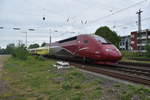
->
<box><xmin>54</xmin><ymin>34</ymin><xmax>107</xmax><ymax>43</ymax></box>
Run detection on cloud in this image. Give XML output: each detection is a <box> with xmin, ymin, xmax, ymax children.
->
<box><xmin>0</xmin><ymin>0</ymin><xmax>150</xmax><ymax>47</ymax></box>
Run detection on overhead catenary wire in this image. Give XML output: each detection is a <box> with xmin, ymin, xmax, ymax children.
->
<box><xmin>0</xmin><ymin>0</ymin><xmax>149</xmax><ymax>37</ymax></box>
<box><xmin>77</xmin><ymin>0</ymin><xmax>148</xmax><ymax>28</ymax></box>
<box><xmin>113</xmin><ymin>16</ymin><xmax>150</xmax><ymax>29</ymax></box>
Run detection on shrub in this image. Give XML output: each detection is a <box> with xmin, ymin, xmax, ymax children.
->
<box><xmin>37</xmin><ymin>56</ymin><xmax>45</xmax><ymax>61</ymax></box>
<box><xmin>73</xmin><ymin>82</ymin><xmax>81</xmax><ymax>89</ymax></box>
<box><xmin>71</xmin><ymin>92</ymin><xmax>84</xmax><ymax>100</ymax></box>
<box><xmin>67</xmin><ymin>71</ymin><xmax>85</xmax><ymax>80</ymax></box>
<box><xmin>145</xmin><ymin>44</ymin><xmax>150</xmax><ymax>57</ymax></box>
<box><xmin>10</xmin><ymin>44</ymin><xmax>29</xmax><ymax>60</ymax></box>
<box><xmin>62</xmin><ymin>81</ymin><xmax>72</xmax><ymax>90</ymax></box>
<box><xmin>15</xmin><ymin>46</ymin><xmax>28</xmax><ymax>60</ymax></box>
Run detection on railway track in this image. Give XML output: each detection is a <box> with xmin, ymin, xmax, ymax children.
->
<box><xmin>45</xmin><ymin>56</ymin><xmax>150</xmax><ymax>86</ymax></box>
<box><xmin>70</xmin><ymin>62</ymin><xmax>150</xmax><ymax>86</ymax></box>
<box><xmin>104</xmin><ymin>64</ymin><xmax>150</xmax><ymax>77</ymax></box>
<box><xmin>119</xmin><ymin>61</ymin><xmax>150</xmax><ymax>67</ymax></box>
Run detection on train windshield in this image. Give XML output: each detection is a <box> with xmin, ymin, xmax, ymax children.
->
<box><xmin>93</xmin><ymin>35</ymin><xmax>111</xmax><ymax>44</ymax></box>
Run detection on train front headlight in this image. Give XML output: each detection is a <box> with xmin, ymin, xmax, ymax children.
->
<box><xmin>105</xmin><ymin>48</ymin><xmax>113</xmax><ymax>52</ymax></box>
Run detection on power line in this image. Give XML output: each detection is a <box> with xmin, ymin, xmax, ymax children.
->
<box><xmin>81</xmin><ymin>0</ymin><xmax>148</xmax><ymax>27</ymax></box>
<box><xmin>113</xmin><ymin>16</ymin><xmax>150</xmax><ymax>29</ymax></box>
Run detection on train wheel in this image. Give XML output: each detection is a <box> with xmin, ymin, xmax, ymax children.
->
<box><xmin>83</xmin><ymin>57</ymin><xmax>93</xmax><ymax>64</ymax></box>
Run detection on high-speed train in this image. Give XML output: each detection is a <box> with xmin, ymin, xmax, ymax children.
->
<box><xmin>29</xmin><ymin>34</ymin><xmax>122</xmax><ymax>64</ymax></box>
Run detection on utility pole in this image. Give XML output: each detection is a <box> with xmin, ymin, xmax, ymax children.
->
<box><xmin>49</xmin><ymin>29</ymin><xmax>51</xmax><ymax>54</ymax></box>
<box><xmin>26</xmin><ymin>31</ymin><xmax>27</xmax><ymax>47</ymax></box>
<box><xmin>136</xmin><ymin>9</ymin><xmax>143</xmax><ymax>52</ymax></box>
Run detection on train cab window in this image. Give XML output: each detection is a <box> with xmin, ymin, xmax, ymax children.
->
<box><xmin>84</xmin><ymin>40</ymin><xmax>88</xmax><ymax>44</ymax></box>
<box><xmin>93</xmin><ymin>35</ymin><xmax>111</xmax><ymax>44</ymax></box>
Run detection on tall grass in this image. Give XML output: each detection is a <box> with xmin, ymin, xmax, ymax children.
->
<box><xmin>121</xmin><ymin>51</ymin><xmax>140</xmax><ymax>58</ymax></box>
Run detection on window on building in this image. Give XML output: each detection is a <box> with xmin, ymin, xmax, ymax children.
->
<box><xmin>122</xmin><ymin>42</ymin><xmax>124</xmax><ymax>46</ymax></box>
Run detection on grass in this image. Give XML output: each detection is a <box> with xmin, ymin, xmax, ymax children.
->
<box><xmin>0</xmin><ymin>55</ymin><xmax>150</xmax><ymax>100</ymax></box>
<box><xmin>121</xmin><ymin>57</ymin><xmax>150</xmax><ymax>64</ymax></box>
<box><xmin>120</xmin><ymin>51</ymin><xmax>150</xmax><ymax>63</ymax></box>
<box><xmin>120</xmin><ymin>85</ymin><xmax>150</xmax><ymax>100</ymax></box>
<box><xmin>0</xmin><ymin>56</ymin><xmax>102</xmax><ymax>100</ymax></box>
<box><xmin>121</xmin><ymin>51</ymin><xmax>140</xmax><ymax>58</ymax></box>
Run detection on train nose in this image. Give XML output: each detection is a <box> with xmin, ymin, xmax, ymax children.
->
<box><xmin>105</xmin><ymin>48</ymin><xmax>122</xmax><ymax>61</ymax></box>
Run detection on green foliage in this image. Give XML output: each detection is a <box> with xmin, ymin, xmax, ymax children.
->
<box><xmin>5</xmin><ymin>43</ymin><xmax>29</xmax><ymax>60</ymax></box>
<box><xmin>95</xmin><ymin>26</ymin><xmax>120</xmax><ymax>47</ymax></box>
<box><xmin>6</xmin><ymin>43</ymin><xmax>15</xmax><ymax>54</ymax></box>
<box><xmin>36</xmin><ymin>56</ymin><xmax>46</xmax><ymax>61</ymax></box>
<box><xmin>28</xmin><ymin>43</ymin><xmax>39</xmax><ymax>49</ymax></box>
<box><xmin>0</xmin><ymin>48</ymin><xmax>8</xmax><ymax>54</ymax></box>
<box><xmin>145</xmin><ymin>44</ymin><xmax>150</xmax><ymax>57</ymax></box>
<box><xmin>1</xmin><ymin>57</ymin><xmax>103</xmax><ymax>99</ymax></box>
<box><xmin>73</xmin><ymin>82</ymin><xmax>81</xmax><ymax>89</ymax></box>
<box><xmin>71</xmin><ymin>92</ymin><xmax>84</xmax><ymax>100</ymax></box>
<box><xmin>62</xmin><ymin>81</ymin><xmax>72</xmax><ymax>90</ymax></box>
<box><xmin>121</xmin><ymin>51</ymin><xmax>140</xmax><ymax>58</ymax></box>
<box><xmin>13</xmin><ymin>45</ymin><xmax>29</xmax><ymax>60</ymax></box>
<box><xmin>121</xmin><ymin>85</ymin><xmax>150</xmax><ymax>100</ymax></box>
<box><xmin>41</xmin><ymin>42</ymin><xmax>46</xmax><ymax>47</ymax></box>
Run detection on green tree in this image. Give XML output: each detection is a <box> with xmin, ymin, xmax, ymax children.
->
<box><xmin>41</xmin><ymin>42</ymin><xmax>46</xmax><ymax>47</ymax></box>
<box><xmin>6</xmin><ymin>43</ymin><xmax>15</xmax><ymax>54</ymax></box>
<box><xmin>0</xmin><ymin>48</ymin><xmax>8</xmax><ymax>54</ymax></box>
<box><xmin>145</xmin><ymin>43</ymin><xmax>150</xmax><ymax>57</ymax></box>
<box><xmin>95</xmin><ymin>26</ymin><xmax>120</xmax><ymax>47</ymax></box>
<box><xmin>5</xmin><ymin>43</ymin><xmax>28</xmax><ymax>60</ymax></box>
<box><xmin>28</xmin><ymin>43</ymin><xmax>39</xmax><ymax>49</ymax></box>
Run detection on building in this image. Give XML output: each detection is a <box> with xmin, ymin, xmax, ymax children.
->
<box><xmin>131</xmin><ymin>29</ymin><xmax>150</xmax><ymax>52</ymax></box>
<box><xmin>119</xmin><ymin>35</ymin><xmax>131</xmax><ymax>51</ymax></box>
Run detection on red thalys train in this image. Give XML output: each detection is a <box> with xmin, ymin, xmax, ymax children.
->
<box><xmin>29</xmin><ymin>34</ymin><xmax>122</xmax><ymax>64</ymax></box>
<box><xmin>49</xmin><ymin>34</ymin><xmax>122</xmax><ymax>64</ymax></box>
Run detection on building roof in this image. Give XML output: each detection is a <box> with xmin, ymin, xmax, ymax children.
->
<box><xmin>131</xmin><ymin>29</ymin><xmax>150</xmax><ymax>33</ymax></box>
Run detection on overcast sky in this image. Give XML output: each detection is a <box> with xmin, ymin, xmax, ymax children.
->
<box><xmin>0</xmin><ymin>0</ymin><xmax>150</xmax><ymax>48</ymax></box>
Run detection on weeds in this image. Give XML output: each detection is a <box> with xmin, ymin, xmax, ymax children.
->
<box><xmin>1</xmin><ymin>57</ymin><xmax>102</xmax><ymax>100</ymax></box>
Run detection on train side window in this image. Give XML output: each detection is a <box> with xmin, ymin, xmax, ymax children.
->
<box><xmin>84</xmin><ymin>40</ymin><xmax>88</xmax><ymax>44</ymax></box>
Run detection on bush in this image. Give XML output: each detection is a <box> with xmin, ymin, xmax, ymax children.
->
<box><xmin>71</xmin><ymin>92</ymin><xmax>84</xmax><ymax>100</ymax></box>
<box><xmin>145</xmin><ymin>45</ymin><xmax>150</xmax><ymax>57</ymax></box>
<box><xmin>37</xmin><ymin>56</ymin><xmax>45</xmax><ymax>61</ymax></box>
<box><xmin>62</xmin><ymin>81</ymin><xmax>72</xmax><ymax>90</ymax></box>
<box><xmin>16</xmin><ymin>47</ymin><xmax>28</xmax><ymax>60</ymax></box>
<box><xmin>10</xmin><ymin>44</ymin><xmax>29</xmax><ymax>60</ymax></box>
<box><xmin>73</xmin><ymin>82</ymin><xmax>81</xmax><ymax>89</ymax></box>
